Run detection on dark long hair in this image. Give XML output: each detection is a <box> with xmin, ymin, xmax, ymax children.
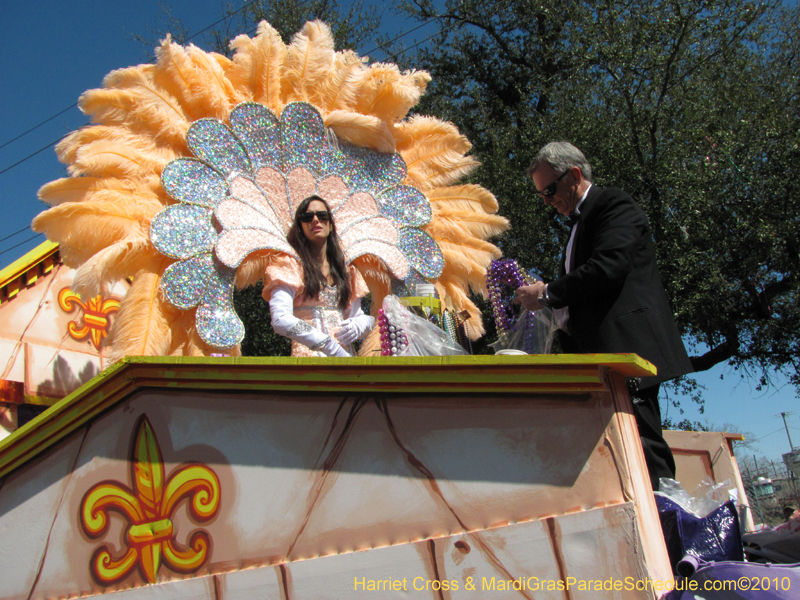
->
<box><xmin>286</xmin><ymin>195</ymin><xmax>352</xmax><ymax>310</ymax></box>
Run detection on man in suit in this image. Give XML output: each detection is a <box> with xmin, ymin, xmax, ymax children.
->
<box><xmin>514</xmin><ymin>141</ymin><xmax>693</xmax><ymax>490</ymax></box>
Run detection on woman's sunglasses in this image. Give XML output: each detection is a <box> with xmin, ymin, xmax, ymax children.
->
<box><xmin>299</xmin><ymin>210</ymin><xmax>331</xmax><ymax>223</ymax></box>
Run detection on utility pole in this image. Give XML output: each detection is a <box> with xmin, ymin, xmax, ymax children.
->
<box><xmin>781</xmin><ymin>412</ymin><xmax>795</xmax><ymax>451</ymax></box>
<box><xmin>780</xmin><ymin>413</ymin><xmax>800</xmax><ymax>502</ymax></box>
<box><xmin>745</xmin><ymin>459</ymin><xmax>767</xmax><ymax>527</ymax></box>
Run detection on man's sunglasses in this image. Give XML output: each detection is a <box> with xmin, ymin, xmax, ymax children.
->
<box><xmin>299</xmin><ymin>210</ymin><xmax>331</xmax><ymax>223</ymax></box>
<box><xmin>534</xmin><ymin>170</ymin><xmax>570</xmax><ymax>198</ymax></box>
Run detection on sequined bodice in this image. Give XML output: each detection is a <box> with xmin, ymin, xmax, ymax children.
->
<box><xmin>292</xmin><ymin>285</ymin><xmax>349</xmax><ymax>357</ymax></box>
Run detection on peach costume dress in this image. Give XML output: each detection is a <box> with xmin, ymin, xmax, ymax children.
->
<box><xmin>263</xmin><ymin>255</ymin><xmax>371</xmax><ymax>357</ymax></box>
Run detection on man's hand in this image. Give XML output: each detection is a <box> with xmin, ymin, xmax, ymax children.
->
<box><xmin>513</xmin><ymin>281</ymin><xmax>548</xmax><ymax>311</ymax></box>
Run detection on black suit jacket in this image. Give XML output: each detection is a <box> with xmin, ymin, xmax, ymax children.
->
<box><xmin>546</xmin><ymin>185</ymin><xmax>693</xmax><ymax>387</ymax></box>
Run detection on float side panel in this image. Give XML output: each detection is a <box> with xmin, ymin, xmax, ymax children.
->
<box><xmin>4</xmin><ymin>385</ymin><xmax>668</xmax><ymax>598</ymax></box>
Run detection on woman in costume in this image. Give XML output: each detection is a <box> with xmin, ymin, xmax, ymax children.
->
<box><xmin>32</xmin><ymin>21</ymin><xmax>510</xmax><ymax>360</ymax></box>
<box><xmin>265</xmin><ymin>195</ymin><xmax>374</xmax><ymax>357</ymax></box>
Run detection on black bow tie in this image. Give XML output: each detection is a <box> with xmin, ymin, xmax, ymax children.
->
<box><xmin>567</xmin><ymin>214</ymin><xmax>580</xmax><ymax>228</ymax></box>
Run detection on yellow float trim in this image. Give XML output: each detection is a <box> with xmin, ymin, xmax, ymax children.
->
<box><xmin>0</xmin><ymin>240</ymin><xmax>59</xmax><ymax>303</ymax></box>
<box><xmin>0</xmin><ymin>354</ymin><xmax>655</xmax><ymax>480</ymax></box>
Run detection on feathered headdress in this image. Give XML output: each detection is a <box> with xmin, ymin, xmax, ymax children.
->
<box><xmin>33</xmin><ymin>21</ymin><xmax>509</xmax><ymax>359</ymax></box>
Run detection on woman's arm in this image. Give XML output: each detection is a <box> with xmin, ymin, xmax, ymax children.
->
<box><xmin>269</xmin><ymin>285</ymin><xmax>351</xmax><ymax>357</ymax></box>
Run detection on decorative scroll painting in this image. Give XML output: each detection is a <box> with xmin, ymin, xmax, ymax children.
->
<box><xmin>0</xmin><ymin>370</ymin><xmax>671</xmax><ymax>598</ymax></box>
<box><xmin>0</xmin><ymin>243</ymin><xmax>128</xmax><ymax>437</ymax></box>
<box><xmin>58</xmin><ymin>288</ymin><xmax>120</xmax><ymax>351</ymax></box>
<box><xmin>79</xmin><ymin>415</ymin><xmax>220</xmax><ymax>585</ymax></box>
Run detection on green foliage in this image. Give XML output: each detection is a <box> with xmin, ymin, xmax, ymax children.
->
<box><xmin>205</xmin><ymin>0</ymin><xmax>381</xmax><ymax>55</ymax></box>
<box><xmin>398</xmin><ymin>0</ymin><xmax>800</xmax><ymax>393</ymax></box>
<box><xmin>661</xmin><ymin>418</ymin><xmax>709</xmax><ymax>432</ymax></box>
<box><xmin>142</xmin><ymin>0</ymin><xmax>800</xmax><ymax>393</ymax></box>
<box><xmin>233</xmin><ymin>284</ymin><xmax>291</xmax><ymax>356</ymax></box>
<box><xmin>136</xmin><ymin>1</ymin><xmax>380</xmax><ymax>60</ymax></box>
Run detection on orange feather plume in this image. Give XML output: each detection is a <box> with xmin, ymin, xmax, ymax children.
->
<box><xmin>33</xmin><ymin>20</ymin><xmax>509</xmax><ymax>358</ymax></box>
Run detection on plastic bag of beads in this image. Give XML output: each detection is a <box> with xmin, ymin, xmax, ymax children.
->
<box><xmin>378</xmin><ymin>295</ymin><xmax>468</xmax><ymax>356</ymax></box>
<box><xmin>486</xmin><ymin>258</ymin><xmax>558</xmax><ymax>354</ymax></box>
<box><xmin>488</xmin><ymin>308</ymin><xmax>557</xmax><ymax>354</ymax></box>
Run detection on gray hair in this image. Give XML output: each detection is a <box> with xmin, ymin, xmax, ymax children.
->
<box><xmin>527</xmin><ymin>141</ymin><xmax>592</xmax><ymax>182</ymax></box>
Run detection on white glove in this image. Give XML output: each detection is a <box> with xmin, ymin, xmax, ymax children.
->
<box><xmin>321</xmin><ymin>337</ymin><xmax>352</xmax><ymax>357</ymax></box>
<box><xmin>269</xmin><ymin>285</ymin><xmax>352</xmax><ymax>357</ymax></box>
<box><xmin>335</xmin><ymin>313</ymin><xmax>375</xmax><ymax>345</ymax></box>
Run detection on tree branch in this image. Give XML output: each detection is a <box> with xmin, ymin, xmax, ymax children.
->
<box><xmin>690</xmin><ymin>330</ymin><xmax>740</xmax><ymax>372</ymax></box>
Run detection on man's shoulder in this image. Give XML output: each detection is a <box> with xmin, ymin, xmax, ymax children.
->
<box><xmin>581</xmin><ymin>186</ymin><xmax>648</xmax><ymax>231</ymax></box>
<box><xmin>589</xmin><ymin>185</ymin><xmax>635</xmax><ymax>203</ymax></box>
<box><xmin>584</xmin><ymin>185</ymin><xmax>642</xmax><ymax>214</ymax></box>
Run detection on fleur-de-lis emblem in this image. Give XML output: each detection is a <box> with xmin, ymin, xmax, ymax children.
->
<box><xmin>80</xmin><ymin>415</ymin><xmax>221</xmax><ymax>584</ymax></box>
<box><xmin>58</xmin><ymin>287</ymin><xmax>120</xmax><ymax>350</ymax></box>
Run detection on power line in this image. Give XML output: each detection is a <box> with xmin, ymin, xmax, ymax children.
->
<box><xmin>0</xmin><ymin>234</ymin><xmax>43</xmax><ymax>258</ymax></box>
<box><xmin>0</xmin><ymin>135</ymin><xmax>69</xmax><ymax>177</ymax></box>
<box><xmin>2</xmin><ymin>7</ymin><xmax>435</xmax><ymax>152</ymax></box>
<box><xmin>0</xmin><ymin>12</ymin><xmax>441</xmax><ymax>179</ymax></box>
<box><xmin>364</xmin><ymin>19</ymin><xmax>435</xmax><ymax>56</ymax></box>
<box><xmin>182</xmin><ymin>0</ymin><xmax>257</xmax><ymax>44</ymax></box>
<box><xmin>0</xmin><ymin>0</ymin><xmax>259</xmax><ymax>152</ymax></box>
<box><xmin>0</xmin><ymin>8</ymin><xmax>445</xmax><ymax>253</ymax></box>
<box><xmin>0</xmin><ymin>226</ymin><xmax>35</xmax><ymax>245</ymax></box>
<box><xmin>752</xmin><ymin>426</ymin><xmax>793</xmax><ymax>442</ymax></box>
<box><xmin>392</xmin><ymin>30</ymin><xmax>440</xmax><ymax>57</ymax></box>
<box><xmin>0</xmin><ymin>104</ymin><xmax>77</xmax><ymax>150</ymax></box>
<box><xmin>237</xmin><ymin>17</ymin><xmax>438</xmax><ymax>59</ymax></box>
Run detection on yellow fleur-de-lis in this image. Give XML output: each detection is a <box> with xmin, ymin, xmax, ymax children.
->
<box><xmin>58</xmin><ymin>287</ymin><xmax>120</xmax><ymax>350</ymax></box>
<box><xmin>80</xmin><ymin>415</ymin><xmax>221</xmax><ymax>584</ymax></box>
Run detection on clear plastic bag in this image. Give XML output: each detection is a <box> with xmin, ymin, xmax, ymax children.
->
<box><xmin>655</xmin><ymin>477</ymin><xmax>744</xmax><ymax>569</ymax></box>
<box><xmin>489</xmin><ymin>308</ymin><xmax>558</xmax><ymax>355</ymax></box>
<box><xmin>382</xmin><ymin>295</ymin><xmax>468</xmax><ymax>356</ymax></box>
<box><xmin>658</xmin><ymin>477</ymin><xmax>737</xmax><ymax>518</ymax></box>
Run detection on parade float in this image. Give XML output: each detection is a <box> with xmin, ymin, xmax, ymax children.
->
<box><xmin>0</xmin><ymin>21</ymin><xmax>760</xmax><ymax>599</ymax></box>
<box><xmin>0</xmin><ymin>241</ymin><xmax>128</xmax><ymax>438</ymax></box>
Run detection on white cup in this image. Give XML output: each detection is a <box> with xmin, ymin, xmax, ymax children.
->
<box><xmin>415</xmin><ymin>283</ymin><xmax>436</xmax><ymax>297</ymax></box>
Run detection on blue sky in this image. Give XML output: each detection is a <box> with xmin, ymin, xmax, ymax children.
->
<box><xmin>1</xmin><ymin>1</ymin><xmax>797</xmax><ymax>465</ymax></box>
